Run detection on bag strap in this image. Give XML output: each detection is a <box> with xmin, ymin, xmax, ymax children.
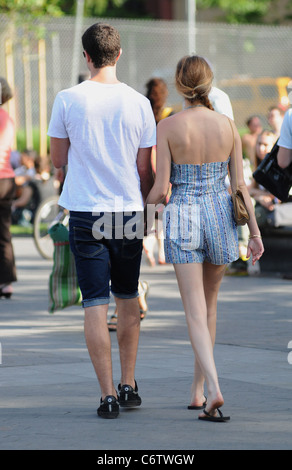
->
<box><xmin>227</xmin><ymin>117</ymin><xmax>238</xmax><ymax>191</ymax></box>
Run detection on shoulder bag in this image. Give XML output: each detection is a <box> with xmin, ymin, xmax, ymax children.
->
<box><xmin>253</xmin><ymin>140</ymin><xmax>292</xmax><ymax>202</ymax></box>
<box><xmin>228</xmin><ymin>118</ymin><xmax>250</xmax><ymax>226</ymax></box>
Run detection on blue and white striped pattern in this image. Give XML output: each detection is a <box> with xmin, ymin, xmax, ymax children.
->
<box><xmin>163</xmin><ymin>158</ymin><xmax>239</xmax><ymax>265</ymax></box>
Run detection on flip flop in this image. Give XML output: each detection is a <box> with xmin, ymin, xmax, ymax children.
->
<box><xmin>198</xmin><ymin>408</ymin><xmax>230</xmax><ymax>422</ymax></box>
<box><xmin>107</xmin><ymin>312</ymin><xmax>118</xmax><ymax>332</ymax></box>
<box><xmin>187</xmin><ymin>396</ymin><xmax>207</xmax><ymax>410</ymax></box>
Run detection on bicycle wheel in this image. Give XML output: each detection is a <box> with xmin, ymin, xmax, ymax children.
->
<box><xmin>33</xmin><ymin>195</ymin><xmax>63</xmax><ymax>260</ymax></box>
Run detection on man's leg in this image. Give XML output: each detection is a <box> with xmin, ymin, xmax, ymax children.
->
<box><xmin>114</xmin><ymin>296</ymin><xmax>141</xmax><ymax>388</ymax></box>
<box><xmin>110</xmin><ymin>211</ymin><xmax>144</xmax><ymax>405</ymax></box>
<box><xmin>69</xmin><ymin>212</ymin><xmax>119</xmax><ymax>417</ymax></box>
<box><xmin>84</xmin><ymin>303</ymin><xmax>117</xmax><ymax>400</ymax></box>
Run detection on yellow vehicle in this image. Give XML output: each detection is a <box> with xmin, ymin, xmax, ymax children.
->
<box><xmin>218</xmin><ymin>76</ymin><xmax>292</xmax><ymax>127</ymax></box>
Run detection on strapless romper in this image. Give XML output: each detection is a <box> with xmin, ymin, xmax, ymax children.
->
<box><xmin>163</xmin><ymin>159</ymin><xmax>239</xmax><ymax>265</ymax></box>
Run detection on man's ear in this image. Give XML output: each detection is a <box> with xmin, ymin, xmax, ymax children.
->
<box><xmin>116</xmin><ymin>48</ymin><xmax>122</xmax><ymax>62</ymax></box>
<box><xmin>84</xmin><ymin>50</ymin><xmax>92</xmax><ymax>63</ymax></box>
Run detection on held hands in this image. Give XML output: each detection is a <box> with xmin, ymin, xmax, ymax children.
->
<box><xmin>246</xmin><ymin>236</ymin><xmax>264</xmax><ymax>265</ymax></box>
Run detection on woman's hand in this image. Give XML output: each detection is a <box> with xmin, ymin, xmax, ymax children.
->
<box><xmin>246</xmin><ymin>237</ymin><xmax>264</xmax><ymax>265</ymax></box>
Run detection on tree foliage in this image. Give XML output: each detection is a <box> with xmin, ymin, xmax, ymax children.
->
<box><xmin>84</xmin><ymin>0</ymin><xmax>148</xmax><ymax>19</ymax></box>
<box><xmin>0</xmin><ymin>0</ymin><xmax>149</xmax><ymax>19</ymax></box>
<box><xmin>0</xmin><ymin>0</ymin><xmax>285</xmax><ymax>24</ymax></box>
<box><xmin>0</xmin><ymin>0</ymin><xmax>64</xmax><ymax>17</ymax></box>
<box><xmin>196</xmin><ymin>0</ymin><xmax>272</xmax><ymax>23</ymax></box>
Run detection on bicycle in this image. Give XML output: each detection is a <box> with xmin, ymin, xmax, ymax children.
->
<box><xmin>33</xmin><ymin>195</ymin><xmax>69</xmax><ymax>260</ymax></box>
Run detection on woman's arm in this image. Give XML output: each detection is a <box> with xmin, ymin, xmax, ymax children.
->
<box><xmin>144</xmin><ymin>121</ymin><xmax>171</xmax><ymax>233</ymax></box>
<box><xmin>229</xmin><ymin>121</ymin><xmax>264</xmax><ymax>264</ymax></box>
<box><xmin>145</xmin><ymin>120</ymin><xmax>171</xmax><ymax>206</ymax></box>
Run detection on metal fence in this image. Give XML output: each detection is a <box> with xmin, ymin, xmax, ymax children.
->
<box><xmin>0</xmin><ymin>14</ymin><xmax>292</xmax><ymax>156</ymax></box>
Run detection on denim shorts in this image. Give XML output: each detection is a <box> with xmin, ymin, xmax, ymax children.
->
<box><xmin>69</xmin><ymin>211</ymin><xmax>143</xmax><ymax>308</ymax></box>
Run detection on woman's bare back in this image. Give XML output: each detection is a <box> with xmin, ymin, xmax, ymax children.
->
<box><xmin>161</xmin><ymin>107</ymin><xmax>234</xmax><ymax>165</ymax></box>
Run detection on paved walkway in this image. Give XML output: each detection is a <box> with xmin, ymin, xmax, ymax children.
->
<box><xmin>0</xmin><ymin>236</ymin><xmax>292</xmax><ymax>450</ymax></box>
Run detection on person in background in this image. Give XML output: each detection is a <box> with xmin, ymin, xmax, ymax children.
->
<box><xmin>146</xmin><ymin>77</ymin><xmax>174</xmax><ymax>123</ymax></box>
<box><xmin>277</xmin><ymin>107</ymin><xmax>292</xmax><ymax>280</ymax></box>
<box><xmin>203</xmin><ymin>57</ymin><xmax>234</xmax><ymax>120</ymax></box>
<box><xmin>145</xmin><ymin>55</ymin><xmax>264</xmax><ymax>422</ymax></box>
<box><xmin>48</xmin><ymin>23</ymin><xmax>156</xmax><ymax>419</ymax></box>
<box><xmin>226</xmin><ymin>129</ymin><xmax>277</xmax><ymax>276</ymax></box>
<box><xmin>249</xmin><ymin>130</ymin><xmax>278</xmax><ymax>228</ymax></box>
<box><xmin>241</xmin><ymin>115</ymin><xmax>263</xmax><ymax>169</ymax></box>
<box><xmin>208</xmin><ymin>86</ymin><xmax>234</xmax><ymax>120</ymax></box>
<box><xmin>277</xmin><ymin>107</ymin><xmax>292</xmax><ymax>168</ymax></box>
<box><xmin>143</xmin><ymin>77</ymin><xmax>173</xmax><ymax>267</ymax></box>
<box><xmin>0</xmin><ymin>77</ymin><xmax>17</xmax><ymax>298</ymax></box>
<box><xmin>107</xmin><ymin>279</ymin><xmax>149</xmax><ymax>331</ymax></box>
<box><xmin>11</xmin><ymin>149</ymin><xmax>41</xmax><ymax>225</ymax></box>
<box><xmin>267</xmin><ymin>105</ymin><xmax>285</xmax><ymax>139</ymax></box>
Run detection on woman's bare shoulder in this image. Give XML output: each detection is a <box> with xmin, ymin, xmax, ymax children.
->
<box><xmin>157</xmin><ymin>112</ymin><xmax>181</xmax><ymax>133</ymax></box>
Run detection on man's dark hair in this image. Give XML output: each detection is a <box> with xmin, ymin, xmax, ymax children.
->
<box><xmin>82</xmin><ymin>23</ymin><xmax>121</xmax><ymax>69</ymax></box>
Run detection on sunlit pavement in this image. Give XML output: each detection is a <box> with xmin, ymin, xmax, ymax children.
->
<box><xmin>0</xmin><ymin>236</ymin><xmax>291</xmax><ymax>450</ymax></box>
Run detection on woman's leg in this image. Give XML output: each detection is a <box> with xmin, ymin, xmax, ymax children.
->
<box><xmin>190</xmin><ymin>262</ymin><xmax>226</xmax><ymax>406</ymax></box>
<box><xmin>174</xmin><ymin>262</ymin><xmax>226</xmax><ymax>413</ymax></box>
<box><xmin>0</xmin><ymin>178</ymin><xmax>17</xmax><ymax>286</ymax></box>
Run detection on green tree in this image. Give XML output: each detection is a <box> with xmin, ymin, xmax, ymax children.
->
<box><xmin>0</xmin><ymin>0</ymin><xmax>149</xmax><ymax>19</ymax></box>
<box><xmin>196</xmin><ymin>0</ymin><xmax>272</xmax><ymax>23</ymax></box>
<box><xmin>0</xmin><ymin>0</ymin><xmax>64</xmax><ymax>17</ymax></box>
<box><xmin>84</xmin><ymin>0</ymin><xmax>148</xmax><ymax>19</ymax></box>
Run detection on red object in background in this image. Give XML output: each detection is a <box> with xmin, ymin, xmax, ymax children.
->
<box><xmin>145</xmin><ymin>0</ymin><xmax>173</xmax><ymax>20</ymax></box>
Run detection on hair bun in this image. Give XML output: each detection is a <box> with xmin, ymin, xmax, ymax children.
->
<box><xmin>175</xmin><ymin>56</ymin><xmax>214</xmax><ymax>110</ymax></box>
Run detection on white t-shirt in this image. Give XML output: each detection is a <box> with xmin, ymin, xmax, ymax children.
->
<box><xmin>209</xmin><ymin>86</ymin><xmax>234</xmax><ymax>120</ymax></box>
<box><xmin>47</xmin><ymin>80</ymin><xmax>156</xmax><ymax>212</ymax></box>
<box><xmin>278</xmin><ymin>108</ymin><xmax>292</xmax><ymax>149</ymax></box>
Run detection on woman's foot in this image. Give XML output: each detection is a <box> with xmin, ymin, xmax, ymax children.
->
<box><xmin>138</xmin><ymin>281</ymin><xmax>149</xmax><ymax>320</ymax></box>
<box><xmin>143</xmin><ymin>240</ymin><xmax>156</xmax><ymax>267</ymax></box>
<box><xmin>0</xmin><ymin>284</ymin><xmax>13</xmax><ymax>298</ymax></box>
<box><xmin>189</xmin><ymin>381</ymin><xmax>205</xmax><ymax>409</ymax></box>
<box><xmin>144</xmin><ymin>249</ymin><xmax>156</xmax><ymax>267</ymax></box>
<box><xmin>107</xmin><ymin>310</ymin><xmax>118</xmax><ymax>331</ymax></box>
<box><xmin>188</xmin><ymin>394</ymin><xmax>207</xmax><ymax>410</ymax></box>
<box><xmin>198</xmin><ymin>392</ymin><xmax>228</xmax><ymax>421</ymax></box>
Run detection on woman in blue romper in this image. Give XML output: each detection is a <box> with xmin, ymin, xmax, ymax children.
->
<box><xmin>145</xmin><ymin>56</ymin><xmax>264</xmax><ymax>422</ymax></box>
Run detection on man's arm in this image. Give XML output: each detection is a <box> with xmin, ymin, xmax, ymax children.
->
<box><xmin>277</xmin><ymin>146</ymin><xmax>292</xmax><ymax>169</ymax></box>
<box><xmin>136</xmin><ymin>147</ymin><xmax>154</xmax><ymax>203</ymax></box>
<box><xmin>50</xmin><ymin>137</ymin><xmax>70</xmax><ymax>168</ymax></box>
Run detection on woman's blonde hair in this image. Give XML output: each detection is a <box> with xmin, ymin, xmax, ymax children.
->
<box><xmin>175</xmin><ymin>55</ymin><xmax>214</xmax><ymax>110</ymax></box>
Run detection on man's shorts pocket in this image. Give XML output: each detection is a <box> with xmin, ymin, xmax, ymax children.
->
<box><xmin>121</xmin><ymin>237</ymin><xmax>142</xmax><ymax>260</ymax></box>
<box><xmin>72</xmin><ymin>226</ymin><xmax>105</xmax><ymax>258</ymax></box>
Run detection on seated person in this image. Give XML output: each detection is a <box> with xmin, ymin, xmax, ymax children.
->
<box><xmin>249</xmin><ymin>130</ymin><xmax>278</xmax><ymax>227</ymax></box>
<box><xmin>241</xmin><ymin>115</ymin><xmax>263</xmax><ymax>169</ymax></box>
<box><xmin>11</xmin><ymin>149</ymin><xmax>41</xmax><ymax>224</ymax></box>
<box><xmin>267</xmin><ymin>105</ymin><xmax>285</xmax><ymax>140</ymax></box>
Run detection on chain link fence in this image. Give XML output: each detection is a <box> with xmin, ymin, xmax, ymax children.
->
<box><xmin>1</xmin><ymin>14</ymin><xmax>292</xmax><ymax>156</ymax></box>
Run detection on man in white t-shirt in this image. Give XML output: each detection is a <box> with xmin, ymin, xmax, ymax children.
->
<box><xmin>278</xmin><ymin>108</ymin><xmax>292</xmax><ymax>168</ymax></box>
<box><xmin>209</xmin><ymin>86</ymin><xmax>234</xmax><ymax>120</ymax></box>
<box><xmin>48</xmin><ymin>23</ymin><xmax>156</xmax><ymax>419</ymax></box>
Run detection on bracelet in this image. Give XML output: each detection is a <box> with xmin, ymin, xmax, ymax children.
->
<box><xmin>248</xmin><ymin>234</ymin><xmax>262</xmax><ymax>239</ymax></box>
